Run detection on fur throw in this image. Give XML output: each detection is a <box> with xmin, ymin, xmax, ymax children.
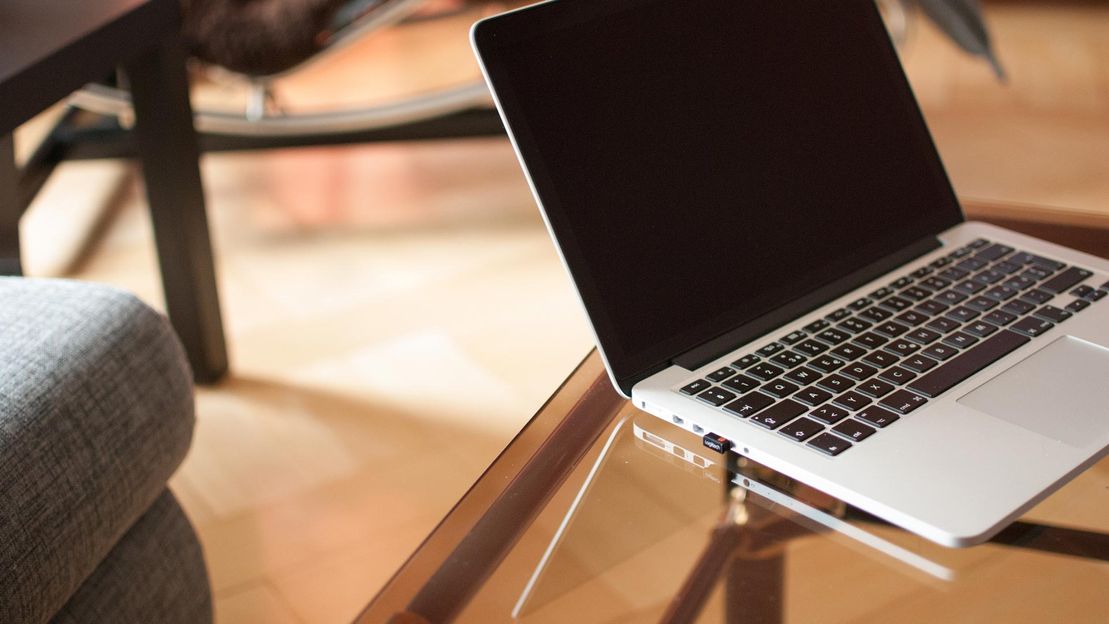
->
<box><xmin>180</xmin><ymin>0</ymin><xmax>351</xmax><ymax>76</ymax></box>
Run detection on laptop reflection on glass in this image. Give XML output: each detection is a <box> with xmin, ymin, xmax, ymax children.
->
<box><xmin>471</xmin><ymin>0</ymin><xmax>1109</xmax><ymax>546</ymax></box>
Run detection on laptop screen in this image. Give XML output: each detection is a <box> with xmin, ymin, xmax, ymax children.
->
<box><xmin>475</xmin><ymin>0</ymin><xmax>962</xmax><ymax>391</ymax></box>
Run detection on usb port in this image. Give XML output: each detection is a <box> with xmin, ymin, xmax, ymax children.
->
<box><xmin>672</xmin><ymin>415</ymin><xmax>684</xmax><ymax>426</ymax></box>
<box><xmin>692</xmin><ymin>424</ymin><xmax>704</xmax><ymax>434</ymax></box>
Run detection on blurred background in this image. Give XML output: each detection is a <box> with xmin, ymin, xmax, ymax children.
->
<box><xmin>12</xmin><ymin>0</ymin><xmax>1109</xmax><ymax>621</ymax></box>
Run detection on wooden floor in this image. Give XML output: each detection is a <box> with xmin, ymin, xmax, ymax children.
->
<box><xmin>14</xmin><ymin>2</ymin><xmax>1109</xmax><ymax>622</ymax></box>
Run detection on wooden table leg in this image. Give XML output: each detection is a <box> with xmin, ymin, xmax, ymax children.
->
<box><xmin>124</xmin><ymin>39</ymin><xmax>228</xmax><ymax>383</ymax></box>
<box><xmin>0</xmin><ymin>134</ymin><xmax>21</xmax><ymax>275</ymax></box>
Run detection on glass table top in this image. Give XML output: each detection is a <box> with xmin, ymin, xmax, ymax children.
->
<box><xmin>360</xmin><ymin>351</ymin><xmax>1109</xmax><ymax>623</ymax></box>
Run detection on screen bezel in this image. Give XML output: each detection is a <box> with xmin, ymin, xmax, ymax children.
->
<box><xmin>472</xmin><ymin>0</ymin><xmax>964</xmax><ymax>396</ymax></box>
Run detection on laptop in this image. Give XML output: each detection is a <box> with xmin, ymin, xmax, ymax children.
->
<box><xmin>471</xmin><ymin>0</ymin><xmax>1109</xmax><ymax>546</ymax></box>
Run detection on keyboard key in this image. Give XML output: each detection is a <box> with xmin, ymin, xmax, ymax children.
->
<box><xmin>922</xmin><ymin>277</ymin><xmax>949</xmax><ymax>292</ymax></box>
<box><xmin>857</xmin><ymin>378</ymin><xmax>895</xmax><ymax>398</ymax></box>
<box><xmin>901</xmin><ymin>286</ymin><xmax>932</xmax><ymax>301</ymax></box>
<box><xmin>853</xmin><ymin>332</ymin><xmax>888</xmax><ymax>349</ymax></box>
<box><xmin>794</xmin><ymin>387</ymin><xmax>833</xmax><ymax>407</ymax></box>
<box><xmin>862</xmin><ymin>350</ymin><xmax>899</xmax><ymax>369</ymax></box>
<box><xmin>1008</xmin><ymin>251</ymin><xmax>1035</xmax><ymax>265</ymax></box>
<box><xmin>953</xmin><ymin>280</ymin><xmax>986</xmax><ymax>295</ymax></box>
<box><xmin>750</xmin><ymin>400</ymin><xmax>806</xmax><ymax>429</ymax></box>
<box><xmin>763</xmin><ymin>380</ymin><xmax>800</xmax><ymax>399</ymax></box>
<box><xmin>1015</xmin><ymin>290</ymin><xmax>1051</xmax><ymax>305</ymax></box>
<box><xmin>748</xmin><ymin>363</ymin><xmax>784</xmax><ymax>381</ymax></box>
<box><xmin>803</xmin><ymin>319</ymin><xmax>831</xmax><ymax>333</ymax></box>
<box><xmin>784</xmin><ymin>366</ymin><xmax>822</xmax><ymax>386</ymax></box>
<box><xmin>973</xmin><ymin>269</ymin><xmax>1007</xmax><ymax>285</ymax></box>
<box><xmin>1102</xmin><ymin>280</ymin><xmax>1109</xmax><ymax>291</ymax></box>
<box><xmin>968</xmin><ymin>238</ymin><xmax>991</xmax><ymax>249</ymax></box>
<box><xmin>723</xmin><ymin>392</ymin><xmax>774</xmax><ymax>418</ymax></box>
<box><xmin>809</xmin><ymin>404</ymin><xmax>849</xmax><ymax>425</ymax></box>
<box><xmin>956</xmin><ymin>257</ymin><xmax>988</xmax><ymax>272</ymax></box>
<box><xmin>833</xmin><ymin>391</ymin><xmax>872</xmax><ymax>411</ymax></box>
<box><xmin>984</xmin><ymin>285</ymin><xmax>1020</xmax><ymax>301</ymax></box>
<box><xmin>1065</xmin><ymin>299</ymin><xmax>1091</xmax><ymax>313</ymax></box>
<box><xmin>963</xmin><ymin>321</ymin><xmax>999</xmax><ymax>338</ymax></box>
<box><xmin>901</xmin><ymin>354</ymin><xmax>939</xmax><ymax>373</ymax></box>
<box><xmin>1009</xmin><ymin>316</ymin><xmax>1054</xmax><ymax>338</ymax></box>
<box><xmin>856</xmin><ymin>406</ymin><xmax>901</xmax><ymax>428</ymax></box>
<box><xmin>869</xmin><ymin>286</ymin><xmax>895</xmax><ymax>299</ymax></box>
<box><xmin>1004</xmin><ymin>275</ymin><xmax>1036</xmax><ymax>291</ymax></box>
<box><xmin>816</xmin><ymin>328</ymin><xmax>851</xmax><ymax>345</ymax></box>
<box><xmin>826</xmin><ymin>308</ymin><xmax>852</xmax><ymax>322</ymax></box>
<box><xmin>847</xmin><ymin>297</ymin><xmax>872</xmax><ymax>311</ymax></box>
<box><xmin>839</xmin><ymin>317</ymin><xmax>872</xmax><ymax>334</ymax></box>
<box><xmin>910</xmin><ymin>266</ymin><xmax>933</xmax><ymax>279</ymax></box>
<box><xmin>1023</xmin><ymin>266</ymin><xmax>1052</xmax><ymax>281</ymax></box>
<box><xmin>1028</xmin><ymin>255</ymin><xmax>1065</xmax><ymax>271</ymax></box>
<box><xmin>859</xmin><ymin>306</ymin><xmax>893</xmax><ymax>323</ymax></box>
<box><xmin>890</xmin><ymin>276</ymin><xmax>913</xmax><ymax>289</ymax></box>
<box><xmin>817</xmin><ymin>374</ymin><xmax>855</xmax><ymax>393</ymax></box>
<box><xmin>1087</xmin><ymin>289</ymin><xmax>1107</xmax><ymax>301</ymax></box>
<box><xmin>1001</xmin><ymin>300</ymin><xmax>1035</xmax><ymax>316</ymax></box>
<box><xmin>879</xmin><ymin>296</ymin><xmax>913</xmax><ymax>312</ymax></box>
<box><xmin>906</xmin><ymin>328</ymin><xmax>942</xmax><ymax>345</ymax></box>
<box><xmin>878</xmin><ymin>366</ymin><xmax>917</xmax><ymax>385</ymax></box>
<box><xmin>922</xmin><ymin>343</ymin><xmax>959</xmax><ymax>361</ymax></box>
<box><xmin>830</xmin><ymin>343</ymin><xmax>867</xmax><ymax>361</ymax></box>
<box><xmin>975</xmin><ymin>243</ymin><xmax>1013</xmax><ymax>262</ymax></box>
<box><xmin>779</xmin><ymin>417</ymin><xmax>826</xmax><ymax>442</ymax></box>
<box><xmin>832</xmin><ymin>419</ymin><xmax>877</xmax><ymax>442</ymax></box>
<box><xmin>780</xmin><ymin>330</ymin><xmax>807</xmax><ymax>345</ymax></box>
<box><xmin>757</xmin><ymin>342</ymin><xmax>785</xmax><ymax>357</ymax></box>
<box><xmin>930</xmin><ymin>256</ymin><xmax>953</xmax><ymax>269</ymax></box>
<box><xmin>938</xmin><ymin>267</ymin><xmax>970</xmax><ymax>281</ymax></box>
<box><xmin>994</xmin><ymin>261</ymin><xmax>1022</xmax><ymax>275</ymax></box>
<box><xmin>915</xmin><ymin>300</ymin><xmax>949</xmax><ymax>316</ymax></box>
<box><xmin>841</xmin><ymin>363</ymin><xmax>879</xmax><ymax>381</ymax></box>
<box><xmin>936</xmin><ymin>290</ymin><xmax>969</xmax><ymax>305</ymax></box>
<box><xmin>680</xmin><ymin>379</ymin><xmax>712</xmax><ymax>395</ymax></box>
<box><xmin>1033</xmin><ymin>305</ymin><xmax>1071</xmax><ymax>324</ymax></box>
<box><xmin>722</xmin><ymin>374</ymin><xmax>760</xmax><ymax>394</ymax></box>
<box><xmin>1070</xmin><ymin>285</ymin><xmax>1094</xmax><ymax>298</ymax></box>
<box><xmin>965</xmin><ymin>296</ymin><xmax>1000</xmax><ymax>312</ymax></box>
<box><xmin>733</xmin><ymin>354</ymin><xmax>761</xmax><ymax>369</ymax></box>
<box><xmin>874</xmin><ymin>321</ymin><xmax>910</xmax><ymax>338</ymax></box>
<box><xmin>895</xmin><ymin>311</ymin><xmax>929</xmax><ymax>327</ymax></box>
<box><xmin>884</xmin><ymin>339</ymin><xmax>921</xmax><ymax>357</ymax></box>
<box><xmin>926</xmin><ymin>317</ymin><xmax>961</xmax><ymax>334</ymax></box>
<box><xmin>983</xmin><ymin>310</ymin><xmax>1017</xmax><ymax>326</ymax></box>
<box><xmin>879</xmin><ymin>389</ymin><xmax>929</xmax><ymax>414</ymax></box>
<box><xmin>771</xmin><ymin>351</ymin><xmax>807</xmax><ymax>369</ymax></box>
<box><xmin>810</xmin><ymin>355</ymin><xmax>846</xmax><ymax>373</ymax></box>
<box><xmin>698</xmin><ymin>387</ymin><xmax>737</xmax><ymax>407</ymax></box>
<box><xmin>950</xmin><ymin>246</ymin><xmax>974</xmax><ymax>258</ymax></box>
<box><xmin>946</xmin><ymin>306</ymin><xmax>980</xmax><ymax>323</ymax></box>
<box><xmin>807</xmin><ymin>432</ymin><xmax>852</xmax><ymax>456</ymax></box>
<box><xmin>943</xmin><ymin>332</ymin><xmax>979</xmax><ymax>349</ymax></box>
<box><xmin>907</xmin><ymin>331</ymin><xmax>1030</xmax><ymax>397</ymax></box>
<box><xmin>707</xmin><ymin>366</ymin><xmax>737</xmax><ymax>382</ymax></box>
<box><xmin>1040</xmin><ymin>267</ymin><xmax>1092</xmax><ymax>294</ymax></box>
<box><xmin>794</xmin><ymin>339</ymin><xmax>830</xmax><ymax>356</ymax></box>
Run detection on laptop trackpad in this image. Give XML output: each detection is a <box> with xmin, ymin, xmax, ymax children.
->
<box><xmin>957</xmin><ymin>335</ymin><xmax>1109</xmax><ymax>449</ymax></box>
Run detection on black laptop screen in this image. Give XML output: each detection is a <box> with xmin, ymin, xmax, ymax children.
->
<box><xmin>475</xmin><ymin>0</ymin><xmax>962</xmax><ymax>390</ymax></box>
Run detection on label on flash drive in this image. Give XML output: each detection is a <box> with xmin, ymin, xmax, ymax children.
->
<box><xmin>702</xmin><ymin>433</ymin><xmax>732</xmax><ymax>454</ymax></box>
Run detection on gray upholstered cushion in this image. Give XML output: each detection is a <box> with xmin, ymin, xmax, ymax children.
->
<box><xmin>0</xmin><ymin>278</ymin><xmax>196</xmax><ymax>624</ymax></box>
<box><xmin>50</xmin><ymin>490</ymin><xmax>212</xmax><ymax>624</ymax></box>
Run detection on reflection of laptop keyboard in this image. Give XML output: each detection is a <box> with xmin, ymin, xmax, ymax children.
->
<box><xmin>676</xmin><ymin>238</ymin><xmax>1108</xmax><ymax>458</ymax></box>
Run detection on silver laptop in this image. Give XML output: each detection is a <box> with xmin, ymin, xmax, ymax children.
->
<box><xmin>471</xmin><ymin>0</ymin><xmax>1109</xmax><ymax>546</ymax></box>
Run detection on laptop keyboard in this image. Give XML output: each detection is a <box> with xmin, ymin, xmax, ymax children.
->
<box><xmin>675</xmin><ymin>238</ymin><xmax>1108</xmax><ymax>458</ymax></box>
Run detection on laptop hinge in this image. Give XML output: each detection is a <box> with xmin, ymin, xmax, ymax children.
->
<box><xmin>673</xmin><ymin>235</ymin><xmax>943</xmax><ymax>372</ymax></box>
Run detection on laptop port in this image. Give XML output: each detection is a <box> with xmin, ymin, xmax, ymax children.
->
<box><xmin>692</xmin><ymin>424</ymin><xmax>704</xmax><ymax>434</ymax></box>
<box><xmin>672</xmin><ymin>415</ymin><xmax>684</xmax><ymax>426</ymax></box>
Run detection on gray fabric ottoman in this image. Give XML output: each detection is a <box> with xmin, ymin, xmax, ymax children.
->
<box><xmin>0</xmin><ymin>278</ymin><xmax>212</xmax><ymax>623</ymax></box>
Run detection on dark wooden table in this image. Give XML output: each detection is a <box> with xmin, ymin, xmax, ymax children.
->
<box><xmin>0</xmin><ymin>0</ymin><xmax>227</xmax><ymax>382</ymax></box>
